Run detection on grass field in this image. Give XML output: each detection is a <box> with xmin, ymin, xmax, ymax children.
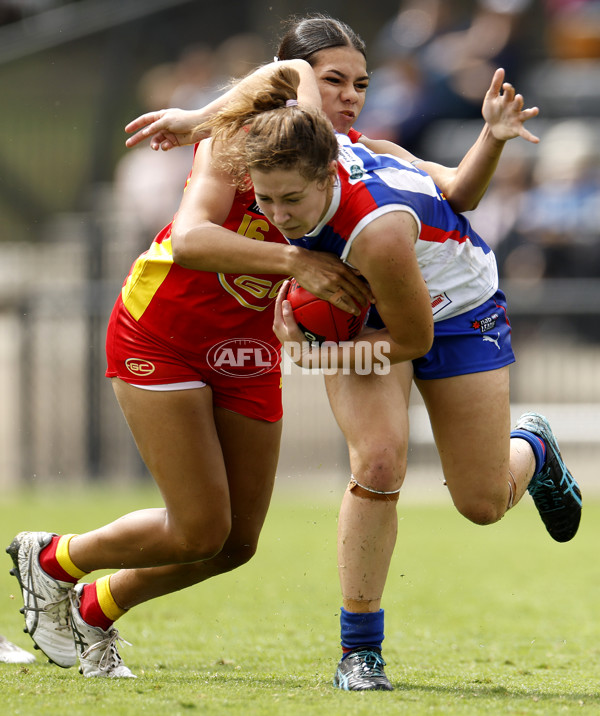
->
<box><xmin>0</xmin><ymin>483</ymin><xmax>598</xmax><ymax>715</ymax></box>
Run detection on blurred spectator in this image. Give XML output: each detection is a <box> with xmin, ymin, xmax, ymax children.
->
<box><xmin>213</xmin><ymin>32</ymin><xmax>269</xmax><ymax>83</ymax></box>
<box><xmin>472</xmin><ymin>117</ymin><xmax>600</xmax><ymax>283</ymax></box>
<box><xmin>355</xmin><ymin>0</ymin><xmax>457</xmax><ymax>147</ymax></box>
<box><xmin>172</xmin><ymin>32</ymin><xmax>269</xmax><ymax>108</ymax></box>
<box><xmin>112</xmin><ymin>33</ymin><xmax>269</xmax><ymax>258</ymax></box>
<box><xmin>544</xmin><ymin>0</ymin><xmax>600</xmax><ymax>59</ymax></box>
<box><xmin>112</xmin><ymin>57</ymin><xmax>200</xmax><ymax>255</ymax></box>
<box><xmin>168</xmin><ymin>44</ymin><xmax>220</xmax><ymax>109</ymax></box>
<box><xmin>356</xmin><ymin>0</ymin><xmax>534</xmax><ymax>152</ymax></box>
<box><xmin>508</xmin><ymin>119</ymin><xmax>600</xmax><ymax>279</ymax></box>
<box><xmin>468</xmin><ymin>143</ymin><xmax>534</xmax><ymax>273</ymax></box>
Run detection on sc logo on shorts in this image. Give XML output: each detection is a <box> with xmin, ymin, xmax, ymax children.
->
<box><xmin>207</xmin><ymin>338</ymin><xmax>280</xmax><ymax>378</ymax></box>
<box><xmin>125</xmin><ymin>358</ymin><xmax>156</xmax><ymax>376</ymax></box>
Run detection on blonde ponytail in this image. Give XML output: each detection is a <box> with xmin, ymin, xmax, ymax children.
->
<box><xmin>199</xmin><ymin>65</ymin><xmax>337</xmax><ymax>189</ymax></box>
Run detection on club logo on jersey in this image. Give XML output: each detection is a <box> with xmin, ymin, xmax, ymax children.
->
<box><xmin>338</xmin><ymin>144</ymin><xmax>370</xmax><ymax>184</ymax></box>
<box><xmin>218</xmin><ymin>274</ymin><xmax>286</xmax><ymax>311</ymax></box>
<box><xmin>471</xmin><ymin>314</ymin><xmax>498</xmax><ymax>333</ymax></box>
<box><xmin>125</xmin><ymin>358</ymin><xmax>155</xmax><ymax>376</ymax></box>
<box><xmin>207</xmin><ymin>338</ymin><xmax>281</xmax><ymax>377</ymax></box>
<box><xmin>348</xmin><ymin>164</ymin><xmax>364</xmax><ymax>180</ymax></box>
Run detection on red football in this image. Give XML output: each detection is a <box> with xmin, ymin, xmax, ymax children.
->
<box><xmin>286</xmin><ymin>279</ymin><xmax>369</xmax><ymax>344</ymax></box>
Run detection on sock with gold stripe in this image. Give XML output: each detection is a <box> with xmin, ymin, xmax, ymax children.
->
<box><xmin>39</xmin><ymin>534</ymin><xmax>88</xmax><ymax>584</ymax></box>
<box><xmin>78</xmin><ymin>575</ymin><xmax>127</xmax><ymax>631</ymax></box>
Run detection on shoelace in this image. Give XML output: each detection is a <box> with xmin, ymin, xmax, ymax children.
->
<box><xmin>41</xmin><ymin>595</ymin><xmax>73</xmax><ymax>631</ymax></box>
<box><xmin>528</xmin><ymin>473</ymin><xmax>564</xmax><ymax>511</ymax></box>
<box><xmin>357</xmin><ymin>650</ymin><xmax>387</xmax><ymax>676</ymax></box>
<box><xmin>69</xmin><ymin>590</ymin><xmax>132</xmax><ymax>672</ymax></box>
<box><xmin>80</xmin><ymin>630</ymin><xmax>132</xmax><ymax>673</ymax></box>
<box><xmin>22</xmin><ymin>560</ymin><xmax>73</xmax><ymax>630</ymax></box>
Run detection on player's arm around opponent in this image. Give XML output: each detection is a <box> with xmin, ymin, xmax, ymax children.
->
<box><xmin>273</xmin><ymin>210</ymin><xmax>433</xmax><ymax>372</ymax></box>
<box><xmin>170</xmin><ymin>136</ymin><xmax>371</xmax><ymax>314</ymax></box>
<box><xmin>124</xmin><ymin>65</ymin><xmax>538</xmax><ymax>216</ymax></box>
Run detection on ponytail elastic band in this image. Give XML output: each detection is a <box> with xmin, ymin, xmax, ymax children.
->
<box><xmin>285</xmin><ymin>99</ymin><xmax>299</xmax><ymax>107</ymax></box>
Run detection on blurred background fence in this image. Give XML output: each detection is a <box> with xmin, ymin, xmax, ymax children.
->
<box><xmin>0</xmin><ymin>0</ymin><xmax>599</xmax><ymax>493</ymax></box>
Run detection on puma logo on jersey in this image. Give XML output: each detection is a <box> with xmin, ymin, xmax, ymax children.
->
<box><xmin>483</xmin><ymin>333</ymin><xmax>501</xmax><ymax>350</ymax></box>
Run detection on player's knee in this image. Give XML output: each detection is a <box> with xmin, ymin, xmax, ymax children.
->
<box><xmin>218</xmin><ymin>542</ymin><xmax>258</xmax><ymax>572</ymax></box>
<box><xmin>170</xmin><ymin>519</ymin><xmax>232</xmax><ymax>563</ymax></box>
<box><xmin>175</xmin><ymin>537</ymin><xmax>228</xmax><ymax>563</ymax></box>
<box><xmin>456</xmin><ymin>498</ymin><xmax>504</xmax><ymax>526</ymax></box>
<box><xmin>351</xmin><ymin>448</ymin><xmax>406</xmax><ymax>492</ymax></box>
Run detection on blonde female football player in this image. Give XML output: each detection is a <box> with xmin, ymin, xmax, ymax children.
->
<box><xmin>8</xmin><ymin>17</ymin><xmax>546</xmax><ymax>683</ymax></box>
<box><xmin>6</xmin><ymin>56</ymin><xmax>368</xmax><ymax>680</ymax></box>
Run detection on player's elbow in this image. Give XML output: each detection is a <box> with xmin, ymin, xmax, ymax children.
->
<box><xmin>411</xmin><ymin>329</ymin><xmax>434</xmax><ymax>360</ymax></box>
<box><xmin>417</xmin><ymin>329</ymin><xmax>434</xmax><ymax>357</ymax></box>
<box><xmin>453</xmin><ymin>196</ymin><xmax>481</xmax><ymax>213</ymax></box>
<box><xmin>171</xmin><ymin>229</ymin><xmax>193</xmax><ymax>267</ymax></box>
<box><xmin>384</xmin><ymin>329</ymin><xmax>432</xmax><ymax>365</ymax></box>
<box><xmin>445</xmin><ymin>186</ymin><xmax>481</xmax><ymax>213</ymax></box>
<box><xmin>169</xmin><ymin>223</ymin><xmax>185</xmax><ymax>264</ymax></box>
<box><xmin>171</xmin><ymin>222</ymin><xmax>210</xmax><ymax>268</ymax></box>
<box><xmin>392</xmin><ymin>324</ymin><xmax>433</xmax><ymax>360</ymax></box>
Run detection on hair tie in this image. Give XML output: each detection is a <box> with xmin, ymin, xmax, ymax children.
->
<box><xmin>285</xmin><ymin>99</ymin><xmax>299</xmax><ymax>107</ymax></box>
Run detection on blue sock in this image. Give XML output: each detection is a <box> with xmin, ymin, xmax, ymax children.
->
<box><xmin>340</xmin><ymin>607</ymin><xmax>384</xmax><ymax>658</ymax></box>
<box><xmin>510</xmin><ymin>429</ymin><xmax>546</xmax><ymax>475</ymax></box>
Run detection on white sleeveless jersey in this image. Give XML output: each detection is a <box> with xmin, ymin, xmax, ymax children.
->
<box><xmin>289</xmin><ymin>133</ymin><xmax>499</xmax><ymax>321</ymax></box>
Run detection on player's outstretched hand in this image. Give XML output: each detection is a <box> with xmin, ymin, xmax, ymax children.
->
<box><xmin>125</xmin><ymin>108</ymin><xmax>207</xmax><ymax>151</ymax></box>
<box><xmin>291</xmin><ymin>250</ymin><xmax>374</xmax><ymax>315</ymax></box>
<box><xmin>483</xmin><ymin>68</ymin><xmax>540</xmax><ymax>144</ymax></box>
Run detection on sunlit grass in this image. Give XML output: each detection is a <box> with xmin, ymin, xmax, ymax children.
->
<box><xmin>1</xmin><ymin>485</ymin><xmax>598</xmax><ymax>715</ymax></box>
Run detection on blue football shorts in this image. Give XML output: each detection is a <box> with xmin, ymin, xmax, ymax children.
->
<box><xmin>367</xmin><ymin>290</ymin><xmax>515</xmax><ymax>380</ymax></box>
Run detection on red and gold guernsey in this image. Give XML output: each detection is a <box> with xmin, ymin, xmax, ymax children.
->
<box><xmin>107</xmin><ymin>129</ymin><xmax>363</xmax><ymax>420</ymax></box>
<box><xmin>116</xmin><ymin>128</ymin><xmax>363</xmax><ymax>360</ymax></box>
<box><xmin>107</xmin><ymin>183</ymin><xmax>288</xmax><ymax>421</ymax></box>
<box><xmin>119</xmin><ymin>187</ymin><xmax>289</xmax><ymax>358</ymax></box>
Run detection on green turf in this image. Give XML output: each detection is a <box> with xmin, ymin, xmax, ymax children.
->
<box><xmin>1</xmin><ymin>484</ymin><xmax>598</xmax><ymax>715</ymax></box>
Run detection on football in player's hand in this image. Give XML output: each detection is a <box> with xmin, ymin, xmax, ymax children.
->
<box><xmin>286</xmin><ymin>279</ymin><xmax>369</xmax><ymax>344</ymax></box>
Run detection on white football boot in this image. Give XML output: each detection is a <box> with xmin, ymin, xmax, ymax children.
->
<box><xmin>70</xmin><ymin>584</ymin><xmax>136</xmax><ymax>678</ymax></box>
<box><xmin>6</xmin><ymin>531</ymin><xmax>77</xmax><ymax>668</ymax></box>
<box><xmin>0</xmin><ymin>634</ymin><xmax>36</xmax><ymax>664</ymax></box>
